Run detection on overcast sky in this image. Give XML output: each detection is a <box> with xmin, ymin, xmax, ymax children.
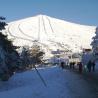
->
<box><xmin>0</xmin><ymin>0</ymin><xmax>98</xmax><ymax>26</ymax></box>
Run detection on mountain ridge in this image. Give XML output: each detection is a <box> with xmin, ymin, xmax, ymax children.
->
<box><xmin>8</xmin><ymin>14</ymin><xmax>96</xmax><ymax>27</ymax></box>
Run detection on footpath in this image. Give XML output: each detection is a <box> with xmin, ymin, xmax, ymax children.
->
<box><xmin>64</xmin><ymin>64</ymin><xmax>98</xmax><ymax>98</ymax></box>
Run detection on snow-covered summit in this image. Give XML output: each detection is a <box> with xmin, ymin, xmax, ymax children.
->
<box><xmin>5</xmin><ymin>14</ymin><xmax>96</xmax><ymax>54</ymax></box>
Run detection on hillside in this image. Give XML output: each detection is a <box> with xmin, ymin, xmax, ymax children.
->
<box><xmin>5</xmin><ymin>15</ymin><xmax>96</xmax><ymax>55</ymax></box>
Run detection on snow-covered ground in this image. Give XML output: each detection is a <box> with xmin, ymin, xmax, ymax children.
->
<box><xmin>0</xmin><ymin>66</ymin><xmax>97</xmax><ymax>98</ymax></box>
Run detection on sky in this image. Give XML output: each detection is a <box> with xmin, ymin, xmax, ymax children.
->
<box><xmin>0</xmin><ymin>0</ymin><xmax>98</xmax><ymax>26</ymax></box>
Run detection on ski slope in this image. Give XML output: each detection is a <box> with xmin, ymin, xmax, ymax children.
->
<box><xmin>5</xmin><ymin>15</ymin><xmax>96</xmax><ymax>53</ymax></box>
<box><xmin>0</xmin><ymin>66</ymin><xmax>96</xmax><ymax>98</ymax></box>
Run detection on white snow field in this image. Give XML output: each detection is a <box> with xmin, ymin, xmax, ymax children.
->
<box><xmin>5</xmin><ymin>15</ymin><xmax>96</xmax><ymax>55</ymax></box>
<box><xmin>0</xmin><ymin>66</ymin><xmax>97</xmax><ymax>98</ymax></box>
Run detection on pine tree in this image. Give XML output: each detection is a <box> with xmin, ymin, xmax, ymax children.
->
<box><xmin>20</xmin><ymin>43</ymin><xmax>44</xmax><ymax>69</ymax></box>
<box><xmin>0</xmin><ymin>17</ymin><xmax>19</xmax><ymax>81</ymax></box>
<box><xmin>20</xmin><ymin>46</ymin><xmax>30</xmax><ymax>69</ymax></box>
<box><xmin>30</xmin><ymin>43</ymin><xmax>44</xmax><ymax>65</ymax></box>
<box><xmin>91</xmin><ymin>27</ymin><xmax>98</xmax><ymax>60</ymax></box>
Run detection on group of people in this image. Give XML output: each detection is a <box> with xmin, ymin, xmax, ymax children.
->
<box><xmin>60</xmin><ymin>60</ymin><xmax>96</xmax><ymax>73</ymax></box>
<box><xmin>60</xmin><ymin>61</ymin><xmax>83</xmax><ymax>73</ymax></box>
<box><xmin>69</xmin><ymin>62</ymin><xmax>83</xmax><ymax>73</ymax></box>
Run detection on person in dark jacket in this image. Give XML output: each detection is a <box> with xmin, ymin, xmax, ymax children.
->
<box><xmin>87</xmin><ymin>60</ymin><xmax>92</xmax><ymax>72</ymax></box>
<box><xmin>78</xmin><ymin>62</ymin><xmax>83</xmax><ymax>73</ymax></box>
<box><xmin>60</xmin><ymin>62</ymin><xmax>65</xmax><ymax>69</ymax></box>
<box><xmin>92</xmin><ymin>61</ymin><xmax>95</xmax><ymax>72</ymax></box>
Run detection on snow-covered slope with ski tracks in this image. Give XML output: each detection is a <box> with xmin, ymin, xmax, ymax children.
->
<box><xmin>5</xmin><ymin>15</ymin><xmax>96</xmax><ymax>56</ymax></box>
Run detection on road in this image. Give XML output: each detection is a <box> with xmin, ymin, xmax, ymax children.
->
<box><xmin>0</xmin><ymin>66</ymin><xmax>98</xmax><ymax>98</ymax></box>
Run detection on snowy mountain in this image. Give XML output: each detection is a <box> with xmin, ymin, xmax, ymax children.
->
<box><xmin>5</xmin><ymin>15</ymin><xmax>96</xmax><ymax>55</ymax></box>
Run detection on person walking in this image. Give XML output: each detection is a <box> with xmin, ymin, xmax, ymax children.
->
<box><xmin>92</xmin><ymin>61</ymin><xmax>95</xmax><ymax>72</ymax></box>
<box><xmin>60</xmin><ymin>62</ymin><xmax>65</xmax><ymax>69</ymax></box>
<box><xmin>87</xmin><ymin>60</ymin><xmax>92</xmax><ymax>72</ymax></box>
<box><xmin>78</xmin><ymin>62</ymin><xmax>83</xmax><ymax>73</ymax></box>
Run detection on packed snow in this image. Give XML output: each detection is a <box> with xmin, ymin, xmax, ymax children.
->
<box><xmin>0</xmin><ymin>66</ymin><xmax>97</xmax><ymax>98</ymax></box>
<box><xmin>5</xmin><ymin>15</ymin><xmax>96</xmax><ymax>54</ymax></box>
